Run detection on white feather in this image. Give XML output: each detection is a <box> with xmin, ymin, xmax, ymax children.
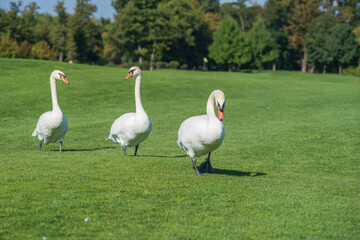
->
<box><xmin>32</xmin><ymin>70</ymin><xmax>69</xmax><ymax>145</ymax></box>
<box><xmin>177</xmin><ymin>90</ymin><xmax>225</xmax><ymax>158</ymax></box>
<box><xmin>107</xmin><ymin>66</ymin><xmax>152</xmax><ymax>149</ymax></box>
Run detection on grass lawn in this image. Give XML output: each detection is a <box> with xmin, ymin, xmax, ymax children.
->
<box><xmin>0</xmin><ymin>58</ymin><xmax>359</xmax><ymax>239</ymax></box>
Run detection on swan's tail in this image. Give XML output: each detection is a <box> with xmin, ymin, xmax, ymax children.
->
<box><xmin>106</xmin><ymin>135</ymin><xmax>115</xmax><ymax>142</ymax></box>
<box><xmin>32</xmin><ymin>129</ymin><xmax>38</xmax><ymax>136</ymax></box>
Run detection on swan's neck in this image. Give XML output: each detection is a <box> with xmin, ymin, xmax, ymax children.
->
<box><xmin>50</xmin><ymin>77</ymin><xmax>61</xmax><ymax>113</ymax></box>
<box><xmin>206</xmin><ymin>92</ymin><xmax>218</xmax><ymax>123</ymax></box>
<box><xmin>134</xmin><ymin>74</ymin><xmax>145</xmax><ymax>115</ymax></box>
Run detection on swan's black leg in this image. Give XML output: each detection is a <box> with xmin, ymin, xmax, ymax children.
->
<box><xmin>191</xmin><ymin>157</ymin><xmax>202</xmax><ymax>176</ymax></box>
<box><xmin>122</xmin><ymin>145</ymin><xmax>128</xmax><ymax>156</ymax></box>
<box><xmin>134</xmin><ymin>145</ymin><xmax>139</xmax><ymax>156</ymax></box>
<box><xmin>39</xmin><ymin>141</ymin><xmax>43</xmax><ymax>152</ymax></box>
<box><xmin>59</xmin><ymin>141</ymin><xmax>63</xmax><ymax>152</ymax></box>
<box><xmin>198</xmin><ymin>152</ymin><xmax>214</xmax><ymax>174</ymax></box>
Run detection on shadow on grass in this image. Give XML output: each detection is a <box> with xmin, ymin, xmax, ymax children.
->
<box><xmin>135</xmin><ymin>154</ymin><xmax>188</xmax><ymax>158</ymax></box>
<box><xmin>53</xmin><ymin>146</ymin><xmax>116</xmax><ymax>152</ymax></box>
<box><xmin>213</xmin><ymin>168</ymin><xmax>267</xmax><ymax>177</ymax></box>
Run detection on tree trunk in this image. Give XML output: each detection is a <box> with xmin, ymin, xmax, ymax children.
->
<box><xmin>59</xmin><ymin>23</ymin><xmax>65</xmax><ymax>62</ymax></box>
<box><xmin>239</xmin><ymin>15</ymin><xmax>245</xmax><ymax>32</ymax></box>
<box><xmin>301</xmin><ymin>51</ymin><xmax>307</xmax><ymax>73</ymax></box>
<box><xmin>150</xmin><ymin>40</ymin><xmax>156</xmax><ymax>71</ymax></box>
<box><xmin>237</xmin><ymin>62</ymin><xmax>241</xmax><ymax>70</ymax></box>
<box><xmin>323</xmin><ymin>64</ymin><xmax>326</xmax><ymax>74</ymax></box>
<box><xmin>272</xmin><ymin>63</ymin><xmax>276</xmax><ymax>71</ymax></box>
<box><xmin>228</xmin><ymin>65</ymin><xmax>232</xmax><ymax>72</ymax></box>
<box><xmin>138</xmin><ymin>44</ymin><xmax>142</xmax><ymax>64</ymax></box>
<box><xmin>59</xmin><ymin>51</ymin><xmax>64</xmax><ymax>62</ymax></box>
<box><xmin>309</xmin><ymin>66</ymin><xmax>315</xmax><ymax>73</ymax></box>
<box><xmin>339</xmin><ymin>65</ymin><xmax>342</xmax><ymax>75</ymax></box>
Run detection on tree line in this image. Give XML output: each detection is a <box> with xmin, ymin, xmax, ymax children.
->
<box><xmin>0</xmin><ymin>0</ymin><xmax>359</xmax><ymax>74</ymax></box>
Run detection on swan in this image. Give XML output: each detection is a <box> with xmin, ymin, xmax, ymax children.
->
<box><xmin>107</xmin><ymin>66</ymin><xmax>152</xmax><ymax>156</ymax></box>
<box><xmin>32</xmin><ymin>70</ymin><xmax>69</xmax><ymax>152</ymax></box>
<box><xmin>177</xmin><ymin>90</ymin><xmax>226</xmax><ymax>176</ymax></box>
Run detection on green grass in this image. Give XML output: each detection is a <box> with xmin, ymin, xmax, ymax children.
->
<box><xmin>0</xmin><ymin>58</ymin><xmax>359</xmax><ymax>239</ymax></box>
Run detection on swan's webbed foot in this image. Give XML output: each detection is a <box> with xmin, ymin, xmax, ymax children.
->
<box><xmin>191</xmin><ymin>157</ymin><xmax>203</xmax><ymax>176</ymax></box>
<box><xmin>39</xmin><ymin>141</ymin><xmax>43</xmax><ymax>152</ymax></box>
<box><xmin>122</xmin><ymin>146</ymin><xmax>128</xmax><ymax>156</ymax></box>
<box><xmin>134</xmin><ymin>145</ymin><xmax>139</xmax><ymax>156</ymax></box>
<box><xmin>59</xmin><ymin>141</ymin><xmax>63</xmax><ymax>152</ymax></box>
<box><xmin>198</xmin><ymin>153</ymin><xmax>214</xmax><ymax>174</ymax></box>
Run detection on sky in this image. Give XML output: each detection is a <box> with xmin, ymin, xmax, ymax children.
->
<box><xmin>0</xmin><ymin>0</ymin><xmax>267</xmax><ymax>20</ymax></box>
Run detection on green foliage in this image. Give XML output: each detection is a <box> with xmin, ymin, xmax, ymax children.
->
<box><xmin>0</xmin><ymin>34</ymin><xmax>19</xmax><ymax>58</ymax></box>
<box><xmin>285</xmin><ymin>0</ymin><xmax>322</xmax><ymax>72</ymax></box>
<box><xmin>264</xmin><ymin>0</ymin><xmax>291</xmax><ymax>69</ymax></box>
<box><xmin>30</xmin><ymin>40</ymin><xmax>57</xmax><ymax>60</ymax></box>
<box><xmin>220</xmin><ymin>1</ymin><xmax>263</xmax><ymax>32</ymax></box>
<box><xmin>326</xmin><ymin>23</ymin><xmax>358</xmax><ymax>68</ymax></box>
<box><xmin>168</xmin><ymin>60</ymin><xmax>180</xmax><ymax>69</ymax></box>
<box><xmin>111</xmin><ymin>0</ymin><xmax>160</xmax><ymax>63</ymax></box>
<box><xmin>209</xmin><ymin>17</ymin><xmax>241</xmax><ymax>70</ymax></box>
<box><xmin>139</xmin><ymin>60</ymin><xmax>150</xmax><ymax>70</ymax></box>
<box><xmin>0</xmin><ymin>58</ymin><xmax>359</xmax><ymax>238</ymax></box>
<box><xmin>343</xmin><ymin>65</ymin><xmax>360</xmax><ymax>76</ymax></box>
<box><xmin>111</xmin><ymin>0</ymin><xmax>131</xmax><ymax>12</ymax></box>
<box><xmin>50</xmin><ymin>0</ymin><xmax>68</xmax><ymax>62</ymax></box>
<box><xmin>66</xmin><ymin>0</ymin><xmax>102</xmax><ymax>64</ymax></box>
<box><xmin>17</xmin><ymin>40</ymin><xmax>32</xmax><ymax>58</ymax></box>
<box><xmin>0</xmin><ymin>0</ymin><xmax>358</xmax><ymax>72</ymax></box>
<box><xmin>180</xmin><ymin>63</ymin><xmax>188</xmax><ymax>69</ymax></box>
<box><xmin>306</xmin><ymin>14</ymin><xmax>337</xmax><ymax>72</ymax></box>
<box><xmin>247</xmin><ymin>17</ymin><xmax>278</xmax><ymax>71</ymax></box>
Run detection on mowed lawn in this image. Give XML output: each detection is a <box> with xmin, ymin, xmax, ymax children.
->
<box><xmin>0</xmin><ymin>58</ymin><xmax>359</xmax><ymax>239</ymax></box>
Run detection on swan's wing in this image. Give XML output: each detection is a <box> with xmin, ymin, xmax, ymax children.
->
<box><xmin>33</xmin><ymin>111</ymin><xmax>53</xmax><ymax>136</ymax></box>
<box><xmin>108</xmin><ymin>113</ymin><xmax>137</xmax><ymax>139</ymax></box>
<box><xmin>177</xmin><ymin>115</ymin><xmax>208</xmax><ymax>147</ymax></box>
<box><xmin>32</xmin><ymin>111</ymin><xmax>68</xmax><ymax>143</ymax></box>
<box><xmin>178</xmin><ymin>115</ymin><xmax>224</xmax><ymax>157</ymax></box>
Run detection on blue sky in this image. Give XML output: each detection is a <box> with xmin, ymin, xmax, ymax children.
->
<box><xmin>0</xmin><ymin>0</ymin><xmax>267</xmax><ymax>20</ymax></box>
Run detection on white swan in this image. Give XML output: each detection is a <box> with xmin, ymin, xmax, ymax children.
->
<box><xmin>107</xmin><ymin>66</ymin><xmax>152</xmax><ymax>156</ymax></box>
<box><xmin>177</xmin><ymin>90</ymin><xmax>226</xmax><ymax>176</ymax></box>
<box><xmin>32</xmin><ymin>70</ymin><xmax>69</xmax><ymax>152</ymax></box>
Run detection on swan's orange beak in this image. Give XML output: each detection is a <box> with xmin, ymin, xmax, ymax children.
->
<box><xmin>125</xmin><ymin>72</ymin><xmax>133</xmax><ymax>80</ymax></box>
<box><xmin>60</xmin><ymin>75</ymin><xmax>69</xmax><ymax>84</ymax></box>
<box><xmin>218</xmin><ymin>106</ymin><xmax>224</xmax><ymax>121</ymax></box>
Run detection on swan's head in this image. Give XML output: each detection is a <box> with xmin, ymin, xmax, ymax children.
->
<box><xmin>51</xmin><ymin>70</ymin><xmax>69</xmax><ymax>84</ymax></box>
<box><xmin>125</xmin><ymin>66</ymin><xmax>141</xmax><ymax>80</ymax></box>
<box><xmin>213</xmin><ymin>90</ymin><xmax>226</xmax><ymax>121</ymax></box>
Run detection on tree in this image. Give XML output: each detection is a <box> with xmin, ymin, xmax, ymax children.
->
<box><xmin>209</xmin><ymin>17</ymin><xmax>241</xmax><ymax>71</ymax></box>
<box><xmin>111</xmin><ymin>0</ymin><xmax>161</xmax><ymax>64</ymax></box>
<box><xmin>111</xmin><ymin>0</ymin><xmax>131</xmax><ymax>12</ymax></box>
<box><xmin>306</xmin><ymin>14</ymin><xmax>337</xmax><ymax>73</ymax></box>
<box><xmin>66</xmin><ymin>0</ymin><xmax>102</xmax><ymax>63</ymax></box>
<box><xmin>20</xmin><ymin>2</ymin><xmax>39</xmax><ymax>43</ymax></box>
<box><xmin>264</xmin><ymin>0</ymin><xmax>291</xmax><ymax>70</ymax></box>
<box><xmin>159</xmin><ymin>0</ymin><xmax>216</xmax><ymax>68</ymax></box>
<box><xmin>0</xmin><ymin>34</ymin><xmax>19</xmax><ymax>57</ymax></box>
<box><xmin>285</xmin><ymin>0</ymin><xmax>321</xmax><ymax>72</ymax></box>
<box><xmin>51</xmin><ymin>1</ymin><xmax>68</xmax><ymax>62</ymax></box>
<box><xmin>220</xmin><ymin>1</ymin><xmax>263</xmax><ymax>32</ymax></box>
<box><xmin>0</xmin><ymin>1</ymin><xmax>24</xmax><ymax>42</ymax></box>
<box><xmin>326</xmin><ymin>23</ymin><xmax>358</xmax><ymax>74</ymax></box>
<box><xmin>30</xmin><ymin>40</ymin><xmax>57</xmax><ymax>60</ymax></box>
<box><xmin>18</xmin><ymin>40</ymin><xmax>32</xmax><ymax>58</ymax></box>
<box><xmin>247</xmin><ymin>17</ymin><xmax>278</xmax><ymax>71</ymax></box>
